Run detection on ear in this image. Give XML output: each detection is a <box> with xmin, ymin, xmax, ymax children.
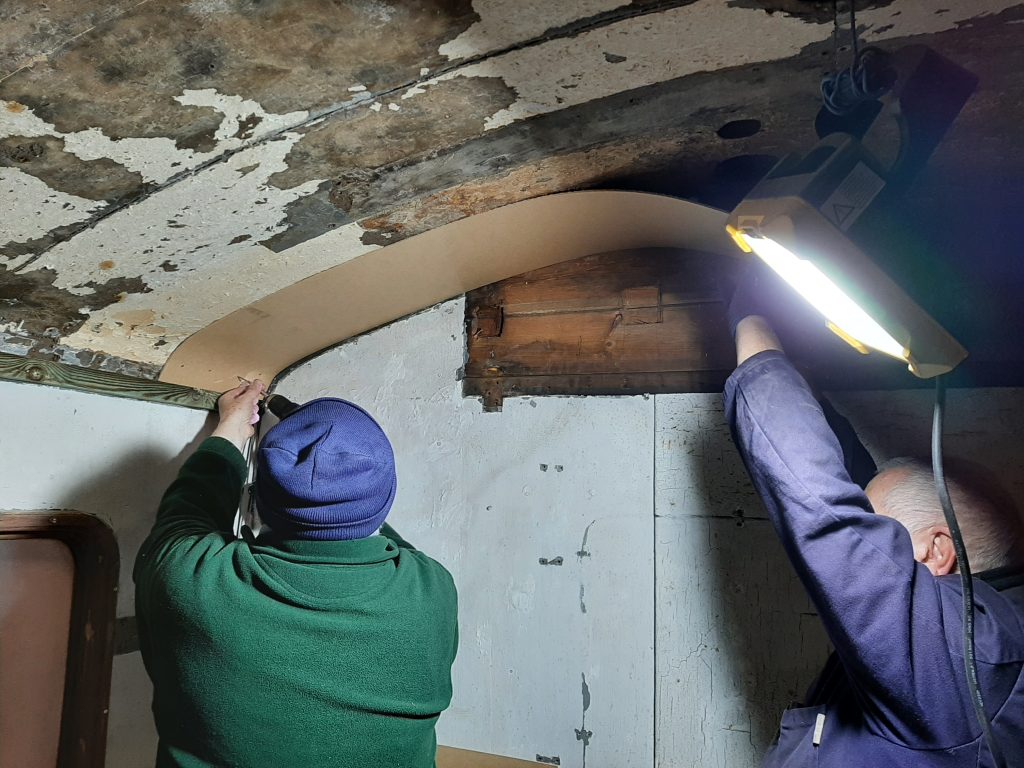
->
<box><xmin>916</xmin><ymin>525</ymin><xmax>957</xmax><ymax>576</ymax></box>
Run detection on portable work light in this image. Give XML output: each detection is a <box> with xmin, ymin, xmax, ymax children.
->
<box><xmin>726</xmin><ymin>45</ymin><xmax>978</xmax><ymax>378</ymax></box>
<box><xmin>725</xmin><ymin>132</ymin><xmax>967</xmax><ymax>378</ymax></box>
<box><xmin>724</xmin><ymin>45</ymin><xmax>987</xmax><ymax>378</ymax></box>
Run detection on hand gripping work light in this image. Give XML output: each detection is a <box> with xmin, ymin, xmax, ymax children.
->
<box><xmin>726</xmin><ymin>46</ymin><xmax>977</xmax><ymax>378</ymax></box>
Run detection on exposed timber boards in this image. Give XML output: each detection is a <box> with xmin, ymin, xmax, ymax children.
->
<box><xmin>465</xmin><ymin>371</ymin><xmax>733</xmax><ymax>412</ymax></box>
<box><xmin>0</xmin><ymin>352</ymin><xmax>218</xmax><ymax>410</ymax></box>
<box><xmin>463</xmin><ymin>248</ymin><xmax>738</xmax><ymax>410</ymax></box>
<box><xmin>465</xmin><ymin>305</ymin><xmax>732</xmax><ymax>374</ymax></box>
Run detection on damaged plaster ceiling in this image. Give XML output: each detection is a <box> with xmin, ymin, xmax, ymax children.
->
<box><xmin>1</xmin><ymin>0</ymin><xmax>1022</xmax><ymax>379</ymax></box>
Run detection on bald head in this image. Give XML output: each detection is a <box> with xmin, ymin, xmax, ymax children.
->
<box><xmin>866</xmin><ymin>457</ymin><xmax>1024</xmax><ymax>576</ymax></box>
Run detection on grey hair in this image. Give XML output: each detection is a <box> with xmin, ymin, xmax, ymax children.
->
<box><xmin>873</xmin><ymin>457</ymin><xmax>1024</xmax><ymax>573</ymax></box>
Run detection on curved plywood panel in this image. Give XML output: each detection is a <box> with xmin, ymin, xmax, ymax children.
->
<box><xmin>161</xmin><ymin>191</ymin><xmax>733</xmax><ymax>391</ymax></box>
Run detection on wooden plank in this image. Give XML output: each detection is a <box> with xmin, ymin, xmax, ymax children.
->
<box><xmin>470</xmin><ymin>249</ymin><xmax>729</xmax><ymax>317</ymax></box>
<box><xmin>465</xmin><ymin>304</ymin><xmax>735</xmax><ymax>378</ymax></box>
<box><xmin>464</xmin><ymin>371</ymin><xmax>733</xmax><ymax>410</ymax></box>
<box><xmin>0</xmin><ymin>353</ymin><xmax>218</xmax><ymax>410</ymax></box>
<box><xmin>463</xmin><ymin>247</ymin><xmax>737</xmax><ymax>406</ymax></box>
<box><xmin>464</xmin><ymin>371</ymin><xmax>732</xmax><ymax>393</ymax></box>
<box><xmin>437</xmin><ymin>746</ymin><xmax>546</xmax><ymax>768</ymax></box>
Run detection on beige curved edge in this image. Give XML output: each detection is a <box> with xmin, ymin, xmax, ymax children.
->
<box><xmin>161</xmin><ymin>190</ymin><xmax>733</xmax><ymax>391</ymax></box>
<box><xmin>436</xmin><ymin>745</ymin><xmax>546</xmax><ymax>767</ymax></box>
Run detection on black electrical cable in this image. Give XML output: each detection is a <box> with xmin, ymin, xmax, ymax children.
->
<box><xmin>820</xmin><ymin>47</ymin><xmax>891</xmax><ymax>115</ymax></box>
<box><xmin>266</xmin><ymin>393</ymin><xmax>300</xmax><ymax>420</ymax></box>
<box><xmin>932</xmin><ymin>376</ymin><xmax>1008</xmax><ymax>768</ymax></box>
<box><xmin>821</xmin><ymin>1</ymin><xmax>894</xmax><ymax>116</ymax></box>
<box><xmin>849</xmin><ymin>0</ymin><xmax>858</xmax><ymax>59</ymax></box>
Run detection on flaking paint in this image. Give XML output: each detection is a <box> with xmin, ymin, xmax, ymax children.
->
<box><xmin>0</xmin><ymin>1</ymin><xmax>1020</xmax><ymax>372</ymax></box>
<box><xmin>437</xmin><ymin>0</ymin><xmax>633</xmax><ymax>60</ymax></box>
<box><xmin>434</xmin><ymin>0</ymin><xmax>1021</xmax><ymax>130</ymax></box>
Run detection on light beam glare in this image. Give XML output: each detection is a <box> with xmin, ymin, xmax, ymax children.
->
<box><xmin>744</xmin><ymin>235</ymin><xmax>907</xmax><ymax>360</ymax></box>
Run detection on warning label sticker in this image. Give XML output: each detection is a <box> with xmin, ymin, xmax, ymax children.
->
<box><xmin>821</xmin><ymin>162</ymin><xmax>885</xmax><ymax>231</ymax></box>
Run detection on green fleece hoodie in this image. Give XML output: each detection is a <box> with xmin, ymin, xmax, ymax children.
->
<box><xmin>134</xmin><ymin>437</ymin><xmax>458</xmax><ymax>768</ymax></box>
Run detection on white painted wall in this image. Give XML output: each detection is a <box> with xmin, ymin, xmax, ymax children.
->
<box><xmin>0</xmin><ymin>379</ymin><xmax>211</xmax><ymax>768</ymax></box>
<box><xmin>278</xmin><ymin>300</ymin><xmax>655</xmax><ymax>768</ymax></box>
<box><xmin>279</xmin><ymin>297</ymin><xmax>1024</xmax><ymax>768</ymax></box>
<box><xmin>2</xmin><ymin>297</ymin><xmax>1022</xmax><ymax>768</ymax></box>
<box><xmin>653</xmin><ymin>394</ymin><xmax>826</xmax><ymax>767</ymax></box>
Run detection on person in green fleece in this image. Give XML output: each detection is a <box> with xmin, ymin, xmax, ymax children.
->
<box><xmin>134</xmin><ymin>379</ymin><xmax>458</xmax><ymax>768</ymax></box>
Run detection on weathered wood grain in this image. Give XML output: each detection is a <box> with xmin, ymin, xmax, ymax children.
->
<box><xmin>467</xmin><ymin>304</ymin><xmax>734</xmax><ymax>375</ymax></box>
<box><xmin>464</xmin><ymin>249</ymin><xmax>737</xmax><ymax>409</ymax></box>
<box><xmin>0</xmin><ymin>353</ymin><xmax>218</xmax><ymax>410</ymax></box>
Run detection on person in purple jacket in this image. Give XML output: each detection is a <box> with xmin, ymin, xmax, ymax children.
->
<box><xmin>725</xmin><ymin>299</ymin><xmax>1024</xmax><ymax>767</ymax></box>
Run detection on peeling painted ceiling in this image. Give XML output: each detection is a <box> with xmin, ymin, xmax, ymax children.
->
<box><xmin>1</xmin><ymin>1</ymin><xmax>1022</xmax><ymax>378</ymax></box>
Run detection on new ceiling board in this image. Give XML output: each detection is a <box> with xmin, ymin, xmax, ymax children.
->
<box><xmin>160</xmin><ymin>191</ymin><xmax>733</xmax><ymax>391</ymax></box>
<box><xmin>437</xmin><ymin>746</ymin><xmax>544</xmax><ymax>768</ymax></box>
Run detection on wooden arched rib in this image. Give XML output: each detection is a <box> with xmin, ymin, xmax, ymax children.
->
<box><xmin>161</xmin><ymin>191</ymin><xmax>732</xmax><ymax>391</ymax></box>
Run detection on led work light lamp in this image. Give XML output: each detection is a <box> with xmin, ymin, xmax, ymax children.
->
<box><xmin>725</xmin><ymin>135</ymin><xmax>967</xmax><ymax>378</ymax></box>
<box><xmin>726</xmin><ymin>46</ymin><xmax>977</xmax><ymax>378</ymax></box>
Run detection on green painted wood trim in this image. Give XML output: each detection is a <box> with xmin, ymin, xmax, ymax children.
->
<box><xmin>0</xmin><ymin>353</ymin><xmax>219</xmax><ymax>411</ymax></box>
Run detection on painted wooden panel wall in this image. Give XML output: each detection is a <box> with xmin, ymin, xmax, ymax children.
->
<box><xmin>653</xmin><ymin>395</ymin><xmax>829</xmax><ymax>767</ymax></box>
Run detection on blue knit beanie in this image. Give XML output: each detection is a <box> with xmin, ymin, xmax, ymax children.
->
<box><xmin>255</xmin><ymin>398</ymin><xmax>397</xmax><ymax>541</ymax></box>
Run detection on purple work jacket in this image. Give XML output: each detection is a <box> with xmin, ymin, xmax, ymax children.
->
<box><xmin>724</xmin><ymin>350</ymin><xmax>1024</xmax><ymax>768</ymax></box>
